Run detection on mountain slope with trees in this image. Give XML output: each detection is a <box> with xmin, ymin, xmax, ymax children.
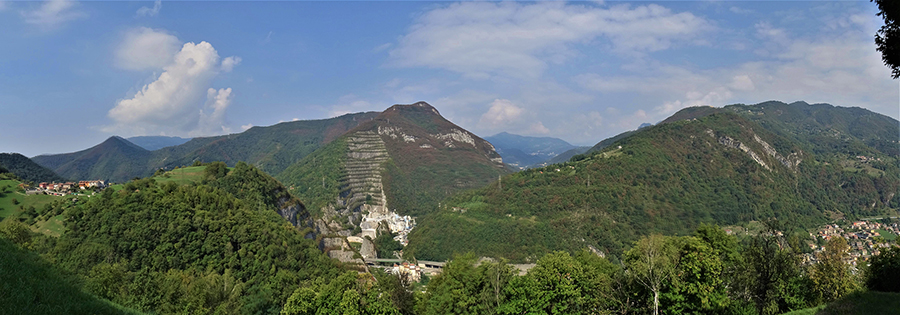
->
<box><xmin>278</xmin><ymin>102</ymin><xmax>508</xmax><ymax>239</ymax></box>
<box><xmin>405</xmin><ymin>103</ymin><xmax>899</xmax><ymax>262</ymax></box>
<box><xmin>0</xmin><ymin>153</ymin><xmax>67</xmax><ymax>183</ymax></box>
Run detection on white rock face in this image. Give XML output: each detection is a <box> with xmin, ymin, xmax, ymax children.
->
<box><xmin>433</xmin><ymin>129</ymin><xmax>476</xmax><ymax>147</ymax></box>
<box><xmin>706</xmin><ymin>129</ymin><xmax>803</xmax><ymax>172</ymax></box>
<box><xmin>707</xmin><ymin>129</ymin><xmax>770</xmax><ymax>171</ymax></box>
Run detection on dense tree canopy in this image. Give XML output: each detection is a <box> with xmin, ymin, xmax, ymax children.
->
<box><xmin>873</xmin><ymin>0</ymin><xmax>900</xmax><ymax>78</ymax></box>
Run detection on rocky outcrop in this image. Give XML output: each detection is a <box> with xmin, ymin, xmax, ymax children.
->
<box><xmin>708</xmin><ymin>129</ymin><xmax>770</xmax><ymax>171</ymax></box>
<box><xmin>752</xmin><ymin>134</ymin><xmax>802</xmax><ymax>171</ymax></box>
<box><xmin>706</xmin><ymin>129</ymin><xmax>803</xmax><ymax>172</ymax></box>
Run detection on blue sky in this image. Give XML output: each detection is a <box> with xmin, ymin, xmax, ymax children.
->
<box><xmin>0</xmin><ymin>0</ymin><xmax>896</xmax><ymax>157</ymax></box>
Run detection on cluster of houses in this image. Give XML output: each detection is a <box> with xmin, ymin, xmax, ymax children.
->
<box><xmin>34</xmin><ymin>180</ymin><xmax>107</xmax><ymax>194</ymax></box>
<box><xmin>856</xmin><ymin>155</ymin><xmax>882</xmax><ymax>163</ymax></box>
<box><xmin>806</xmin><ymin>220</ymin><xmax>900</xmax><ymax>266</ymax></box>
<box><xmin>390</xmin><ymin>262</ymin><xmax>423</xmax><ymax>282</ymax></box>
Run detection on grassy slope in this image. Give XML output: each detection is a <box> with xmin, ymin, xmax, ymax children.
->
<box><xmin>782</xmin><ymin>291</ymin><xmax>900</xmax><ymax>315</ymax></box>
<box><xmin>0</xmin><ymin>239</ymin><xmax>142</xmax><ymax>315</ymax></box>
<box><xmin>0</xmin><ymin>179</ymin><xmax>61</xmax><ymax>218</ymax></box>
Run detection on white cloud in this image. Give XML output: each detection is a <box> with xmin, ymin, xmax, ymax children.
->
<box><xmin>136</xmin><ymin>0</ymin><xmax>161</xmax><ymax>17</ymax></box>
<box><xmin>576</xmin><ymin>23</ymin><xmax>897</xmax><ymax>122</ymax></box>
<box><xmin>0</xmin><ymin>1</ymin><xmax>8</xmax><ymax>11</ymax></box>
<box><xmin>221</xmin><ymin>56</ymin><xmax>241</xmax><ymax>72</ymax></box>
<box><xmin>106</xmin><ymin>41</ymin><xmax>239</xmax><ymax>136</ymax></box>
<box><xmin>21</xmin><ymin>0</ymin><xmax>86</xmax><ymax>29</ymax></box>
<box><xmin>729</xmin><ymin>6</ymin><xmax>753</xmax><ymax>15</ymax></box>
<box><xmin>479</xmin><ymin>99</ymin><xmax>523</xmax><ymax>127</ymax></box>
<box><xmin>528</xmin><ymin>122</ymin><xmax>550</xmax><ymax>134</ymax></box>
<box><xmin>389</xmin><ymin>1</ymin><xmax>710</xmax><ymax>79</ymax></box>
<box><xmin>196</xmin><ymin>88</ymin><xmax>233</xmax><ymax>135</ymax></box>
<box><xmin>241</xmin><ymin>123</ymin><xmax>254</xmax><ymax>131</ymax></box>
<box><xmin>115</xmin><ymin>27</ymin><xmax>180</xmax><ymax>70</ymax></box>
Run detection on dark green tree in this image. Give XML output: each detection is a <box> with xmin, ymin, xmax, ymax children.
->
<box><xmin>866</xmin><ymin>246</ymin><xmax>900</xmax><ymax>292</ymax></box>
<box><xmin>873</xmin><ymin>0</ymin><xmax>900</xmax><ymax>78</ymax></box>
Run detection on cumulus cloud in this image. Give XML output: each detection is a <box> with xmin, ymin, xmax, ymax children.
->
<box><xmin>106</xmin><ymin>40</ymin><xmax>241</xmax><ymax>136</ymax></box>
<box><xmin>221</xmin><ymin>56</ymin><xmax>241</xmax><ymax>72</ymax></box>
<box><xmin>197</xmin><ymin>88</ymin><xmax>233</xmax><ymax>135</ymax></box>
<box><xmin>576</xmin><ymin>23</ymin><xmax>896</xmax><ymax>122</ymax></box>
<box><xmin>389</xmin><ymin>1</ymin><xmax>710</xmax><ymax>79</ymax></box>
<box><xmin>21</xmin><ymin>0</ymin><xmax>86</xmax><ymax>29</ymax></box>
<box><xmin>115</xmin><ymin>27</ymin><xmax>180</xmax><ymax>70</ymax></box>
<box><xmin>136</xmin><ymin>0</ymin><xmax>161</xmax><ymax>17</ymax></box>
<box><xmin>479</xmin><ymin>99</ymin><xmax>523</xmax><ymax>126</ymax></box>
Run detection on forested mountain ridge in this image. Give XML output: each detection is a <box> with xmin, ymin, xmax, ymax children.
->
<box><xmin>0</xmin><ymin>153</ymin><xmax>67</xmax><ymax>183</ymax></box>
<box><xmin>32</xmin><ymin>112</ymin><xmax>380</xmax><ymax>182</ymax></box>
<box><xmin>31</xmin><ymin>136</ymin><xmax>151</xmax><ymax>183</ymax></box>
<box><xmin>6</xmin><ymin>162</ymin><xmax>340</xmax><ymax>314</ymax></box>
<box><xmin>405</xmin><ymin>106</ymin><xmax>899</xmax><ymax>262</ymax></box>
<box><xmin>661</xmin><ymin>101</ymin><xmax>899</xmax><ymax>158</ymax></box>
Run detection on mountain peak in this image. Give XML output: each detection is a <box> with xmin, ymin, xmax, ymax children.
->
<box><xmin>385</xmin><ymin>101</ymin><xmax>440</xmax><ymax>116</ymax></box>
<box><xmin>102</xmin><ymin>136</ymin><xmax>148</xmax><ymax>152</ymax></box>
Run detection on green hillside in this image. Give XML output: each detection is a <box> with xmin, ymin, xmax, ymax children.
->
<box><xmin>0</xmin><ymin>153</ymin><xmax>67</xmax><ymax>183</ymax></box>
<box><xmin>405</xmin><ymin>109</ymin><xmax>899</xmax><ymax>262</ymax></box>
<box><xmin>31</xmin><ymin>136</ymin><xmax>153</xmax><ymax>183</ymax></box>
<box><xmin>0</xmin><ymin>237</ymin><xmax>143</xmax><ymax>315</ymax></box>
<box><xmin>9</xmin><ymin>163</ymin><xmax>341</xmax><ymax>314</ymax></box>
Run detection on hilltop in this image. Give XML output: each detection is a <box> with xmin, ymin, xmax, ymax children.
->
<box><xmin>405</xmin><ymin>102</ymin><xmax>899</xmax><ymax>262</ymax></box>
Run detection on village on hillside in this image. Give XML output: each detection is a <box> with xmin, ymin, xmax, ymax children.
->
<box><xmin>805</xmin><ymin>219</ymin><xmax>900</xmax><ymax>267</ymax></box>
<box><xmin>26</xmin><ymin>180</ymin><xmax>108</xmax><ymax>196</ymax></box>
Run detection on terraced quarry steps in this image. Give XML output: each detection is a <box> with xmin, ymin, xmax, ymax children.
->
<box><xmin>340</xmin><ymin>131</ymin><xmax>389</xmax><ymax>215</ymax></box>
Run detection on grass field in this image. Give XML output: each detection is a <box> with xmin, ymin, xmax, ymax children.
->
<box><xmin>33</xmin><ymin>214</ymin><xmax>66</xmax><ymax>237</ymax></box>
<box><xmin>782</xmin><ymin>291</ymin><xmax>900</xmax><ymax>315</ymax></box>
<box><xmin>875</xmin><ymin>229</ymin><xmax>898</xmax><ymax>241</ymax></box>
<box><xmin>153</xmin><ymin>166</ymin><xmax>207</xmax><ymax>185</ymax></box>
<box><xmin>0</xmin><ymin>180</ymin><xmax>62</xmax><ymax>219</ymax></box>
<box><xmin>152</xmin><ymin>166</ymin><xmax>233</xmax><ymax>185</ymax></box>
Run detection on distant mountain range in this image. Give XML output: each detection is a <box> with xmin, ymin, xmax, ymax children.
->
<box><xmin>126</xmin><ymin>136</ymin><xmax>192</xmax><ymax>151</ymax></box>
<box><xmin>404</xmin><ymin>101</ymin><xmax>900</xmax><ymax>262</ymax></box>
<box><xmin>483</xmin><ymin>132</ymin><xmax>579</xmax><ymax>169</ymax></box>
<box><xmin>32</xmin><ymin>112</ymin><xmax>380</xmax><ymax>182</ymax></box>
